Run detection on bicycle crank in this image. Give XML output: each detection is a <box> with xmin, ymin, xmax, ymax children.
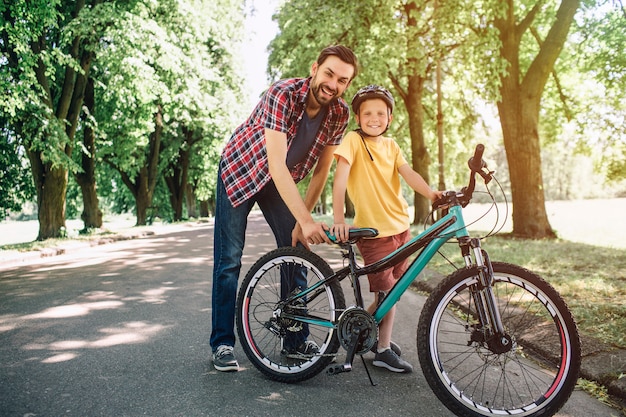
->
<box><xmin>337</xmin><ymin>307</ymin><xmax>377</xmax><ymax>355</ymax></box>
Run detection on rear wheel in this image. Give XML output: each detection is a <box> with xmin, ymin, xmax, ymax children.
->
<box><xmin>236</xmin><ymin>246</ymin><xmax>345</xmax><ymax>383</ymax></box>
<box><xmin>417</xmin><ymin>262</ymin><xmax>581</xmax><ymax>417</ymax></box>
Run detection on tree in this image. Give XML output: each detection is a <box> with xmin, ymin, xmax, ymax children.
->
<box><xmin>1</xmin><ymin>1</ymin><xmax>86</xmax><ymax>239</ymax></box>
<box><xmin>494</xmin><ymin>0</ymin><xmax>580</xmax><ymax>238</ymax></box>
<box><xmin>92</xmin><ymin>0</ymin><xmax>245</xmax><ymax>225</ymax></box>
<box><xmin>0</xmin><ymin>0</ymin><xmax>127</xmax><ymax>239</ymax></box>
<box><xmin>65</xmin><ymin>2</ymin><xmax>131</xmax><ymax>230</ymax></box>
<box><xmin>160</xmin><ymin>0</ymin><xmax>245</xmax><ymax>221</ymax></box>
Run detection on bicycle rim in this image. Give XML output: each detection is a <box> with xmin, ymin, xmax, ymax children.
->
<box><xmin>237</xmin><ymin>247</ymin><xmax>344</xmax><ymax>383</ymax></box>
<box><xmin>418</xmin><ymin>262</ymin><xmax>581</xmax><ymax>417</ymax></box>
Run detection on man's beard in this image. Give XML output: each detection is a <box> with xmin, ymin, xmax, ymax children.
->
<box><xmin>310</xmin><ymin>82</ymin><xmax>338</xmax><ymax>107</ymax></box>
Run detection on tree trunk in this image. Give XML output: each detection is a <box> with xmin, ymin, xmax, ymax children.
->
<box><xmin>436</xmin><ymin>61</ymin><xmax>446</xmax><ymax>192</ymax></box>
<box><xmin>164</xmin><ymin>128</ymin><xmax>192</xmax><ymax>221</ymax></box>
<box><xmin>185</xmin><ymin>183</ymin><xmax>197</xmax><ymax>218</ymax></box>
<box><xmin>405</xmin><ymin>75</ymin><xmax>432</xmax><ymax>224</ymax></box>
<box><xmin>344</xmin><ymin>192</ymin><xmax>355</xmax><ymax>218</ymax></box>
<box><xmin>200</xmin><ymin>200</ymin><xmax>210</xmax><ymax>218</ymax></box>
<box><xmin>35</xmin><ymin>165</ymin><xmax>68</xmax><ymax>240</ymax></box>
<box><xmin>76</xmin><ymin>77</ymin><xmax>103</xmax><ymax>230</ymax></box>
<box><xmin>135</xmin><ymin>168</ymin><xmax>151</xmax><ymax>226</ymax></box>
<box><xmin>495</xmin><ymin>0</ymin><xmax>579</xmax><ymax>238</ymax></box>
<box><xmin>118</xmin><ymin>106</ymin><xmax>163</xmax><ymax>226</ymax></box>
<box><xmin>498</xmin><ymin>97</ymin><xmax>555</xmax><ymax>238</ymax></box>
<box><xmin>398</xmin><ymin>1</ymin><xmax>434</xmax><ymax>225</ymax></box>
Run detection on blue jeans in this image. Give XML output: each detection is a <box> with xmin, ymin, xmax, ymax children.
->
<box><xmin>210</xmin><ymin>169</ymin><xmax>307</xmax><ymax>351</ymax></box>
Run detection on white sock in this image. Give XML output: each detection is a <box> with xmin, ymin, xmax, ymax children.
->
<box><xmin>377</xmin><ymin>347</ymin><xmax>390</xmax><ymax>354</ymax></box>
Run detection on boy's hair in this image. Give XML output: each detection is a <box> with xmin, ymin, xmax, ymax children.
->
<box><xmin>316</xmin><ymin>45</ymin><xmax>359</xmax><ymax>81</ymax></box>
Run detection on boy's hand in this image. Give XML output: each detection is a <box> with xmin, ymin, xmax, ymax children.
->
<box><xmin>330</xmin><ymin>223</ymin><xmax>351</xmax><ymax>242</ymax></box>
<box><xmin>430</xmin><ymin>190</ymin><xmax>444</xmax><ymax>202</ymax></box>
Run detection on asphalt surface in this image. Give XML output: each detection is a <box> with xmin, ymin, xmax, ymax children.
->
<box><xmin>0</xmin><ymin>213</ymin><xmax>624</xmax><ymax>416</ymax></box>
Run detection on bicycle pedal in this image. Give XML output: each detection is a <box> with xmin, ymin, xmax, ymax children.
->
<box><xmin>326</xmin><ymin>363</ymin><xmax>352</xmax><ymax>375</ymax></box>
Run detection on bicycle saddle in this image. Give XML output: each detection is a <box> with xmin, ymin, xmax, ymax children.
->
<box><xmin>327</xmin><ymin>228</ymin><xmax>379</xmax><ymax>243</ymax></box>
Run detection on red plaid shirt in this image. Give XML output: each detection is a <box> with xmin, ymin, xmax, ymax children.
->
<box><xmin>220</xmin><ymin>77</ymin><xmax>350</xmax><ymax>207</ymax></box>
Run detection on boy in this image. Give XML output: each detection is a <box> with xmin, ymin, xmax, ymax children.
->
<box><xmin>331</xmin><ymin>85</ymin><xmax>441</xmax><ymax>373</ymax></box>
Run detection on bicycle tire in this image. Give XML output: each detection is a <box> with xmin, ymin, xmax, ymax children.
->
<box><xmin>236</xmin><ymin>246</ymin><xmax>345</xmax><ymax>383</ymax></box>
<box><xmin>417</xmin><ymin>262</ymin><xmax>581</xmax><ymax>417</ymax></box>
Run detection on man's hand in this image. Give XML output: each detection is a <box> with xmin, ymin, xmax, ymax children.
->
<box><xmin>292</xmin><ymin>221</ymin><xmax>331</xmax><ymax>249</ymax></box>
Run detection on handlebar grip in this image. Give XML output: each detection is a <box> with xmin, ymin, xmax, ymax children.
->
<box><xmin>432</xmin><ymin>190</ymin><xmax>454</xmax><ymax>210</ymax></box>
<box><xmin>468</xmin><ymin>144</ymin><xmax>485</xmax><ymax>171</ymax></box>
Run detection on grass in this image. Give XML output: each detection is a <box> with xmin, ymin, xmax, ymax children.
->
<box><xmin>577</xmin><ymin>378</ymin><xmax>624</xmax><ymax>412</ymax></box>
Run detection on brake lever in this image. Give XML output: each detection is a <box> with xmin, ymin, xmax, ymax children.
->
<box><xmin>478</xmin><ymin>167</ymin><xmax>494</xmax><ymax>185</ymax></box>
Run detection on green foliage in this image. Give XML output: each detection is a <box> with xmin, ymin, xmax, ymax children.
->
<box><xmin>1</xmin><ymin>0</ymin><xmax>247</xmax><ymax>227</ymax></box>
<box><xmin>572</xmin><ymin>5</ymin><xmax>626</xmax><ymax>182</ymax></box>
<box><xmin>80</xmin><ymin>0</ymin><xmax>246</xmax><ymax>219</ymax></box>
<box><xmin>0</xmin><ymin>123</ymin><xmax>34</xmax><ymax>218</ymax></box>
<box><xmin>1</xmin><ymin>0</ymin><xmax>72</xmax><ymax>167</ymax></box>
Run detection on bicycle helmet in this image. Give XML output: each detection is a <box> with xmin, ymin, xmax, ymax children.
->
<box><xmin>351</xmin><ymin>85</ymin><xmax>395</xmax><ymax>114</ymax></box>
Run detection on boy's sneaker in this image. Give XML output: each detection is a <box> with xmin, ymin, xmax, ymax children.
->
<box><xmin>373</xmin><ymin>348</ymin><xmax>413</xmax><ymax>373</ymax></box>
<box><xmin>212</xmin><ymin>345</ymin><xmax>239</xmax><ymax>372</ymax></box>
<box><xmin>370</xmin><ymin>340</ymin><xmax>402</xmax><ymax>356</ymax></box>
<box><xmin>282</xmin><ymin>340</ymin><xmax>319</xmax><ymax>358</ymax></box>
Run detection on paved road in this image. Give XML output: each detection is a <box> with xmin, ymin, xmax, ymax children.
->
<box><xmin>0</xmin><ymin>213</ymin><xmax>621</xmax><ymax>416</ymax></box>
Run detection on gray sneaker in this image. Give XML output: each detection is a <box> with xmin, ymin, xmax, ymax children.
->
<box><xmin>370</xmin><ymin>340</ymin><xmax>402</xmax><ymax>356</ymax></box>
<box><xmin>212</xmin><ymin>345</ymin><xmax>239</xmax><ymax>372</ymax></box>
<box><xmin>373</xmin><ymin>348</ymin><xmax>413</xmax><ymax>373</ymax></box>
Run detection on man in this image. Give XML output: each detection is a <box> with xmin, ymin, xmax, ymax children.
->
<box><xmin>211</xmin><ymin>45</ymin><xmax>359</xmax><ymax>371</ymax></box>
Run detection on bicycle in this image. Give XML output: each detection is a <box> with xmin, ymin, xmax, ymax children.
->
<box><xmin>236</xmin><ymin>144</ymin><xmax>581</xmax><ymax>417</ymax></box>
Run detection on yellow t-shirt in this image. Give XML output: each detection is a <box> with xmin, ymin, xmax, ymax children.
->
<box><xmin>334</xmin><ymin>131</ymin><xmax>410</xmax><ymax>237</ymax></box>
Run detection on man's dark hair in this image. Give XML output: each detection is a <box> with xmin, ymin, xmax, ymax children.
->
<box><xmin>316</xmin><ymin>45</ymin><xmax>359</xmax><ymax>81</ymax></box>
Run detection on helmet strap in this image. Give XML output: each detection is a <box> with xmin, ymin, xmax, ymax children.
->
<box><xmin>355</xmin><ymin>129</ymin><xmax>374</xmax><ymax>161</ymax></box>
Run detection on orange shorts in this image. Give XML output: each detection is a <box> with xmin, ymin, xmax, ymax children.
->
<box><xmin>356</xmin><ymin>229</ymin><xmax>411</xmax><ymax>293</ymax></box>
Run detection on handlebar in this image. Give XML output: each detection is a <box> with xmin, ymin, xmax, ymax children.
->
<box><xmin>468</xmin><ymin>143</ymin><xmax>485</xmax><ymax>171</ymax></box>
<box><xmin>432</xmin><ymin>144</ymin><xmax>493</xmax><ymax>210</ymax></box>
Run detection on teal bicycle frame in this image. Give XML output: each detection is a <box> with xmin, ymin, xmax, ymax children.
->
<box><xmin>280</xmin><ymin>202</ymin><xmax>483</xmax><ymax>332</ymax></box>
<box><xmin>372</xmin><ymin>204</ymin><xmax>469</xmax><ymax>323</ymax></box>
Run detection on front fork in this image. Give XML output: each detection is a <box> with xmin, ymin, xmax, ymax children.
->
<box><xmin>461</xmin><ymin>238</ymin><xmax>508</xmax><ymax>346</ymax></box>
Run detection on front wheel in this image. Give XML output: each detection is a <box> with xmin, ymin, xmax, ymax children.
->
<box><xmin>417</xmin><ymin>262</ymin><xmax>581</xmax><ymax>417</ymax></box>
<box><xmin>236</xmin><ymin>246</ymin><xmax>345</xmax><ymax>383</ymax></box>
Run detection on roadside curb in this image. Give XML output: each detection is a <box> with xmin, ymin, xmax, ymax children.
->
<box><xmin>411</xmin><ymin>270</ymin><xmax>626</xmax><ymax>411</ymax></box>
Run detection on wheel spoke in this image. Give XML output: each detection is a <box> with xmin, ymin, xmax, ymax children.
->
<box><xmin>236</xmin><ymin>247</ymin><xmax>345</xmax><ymax>382</ymax></box>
